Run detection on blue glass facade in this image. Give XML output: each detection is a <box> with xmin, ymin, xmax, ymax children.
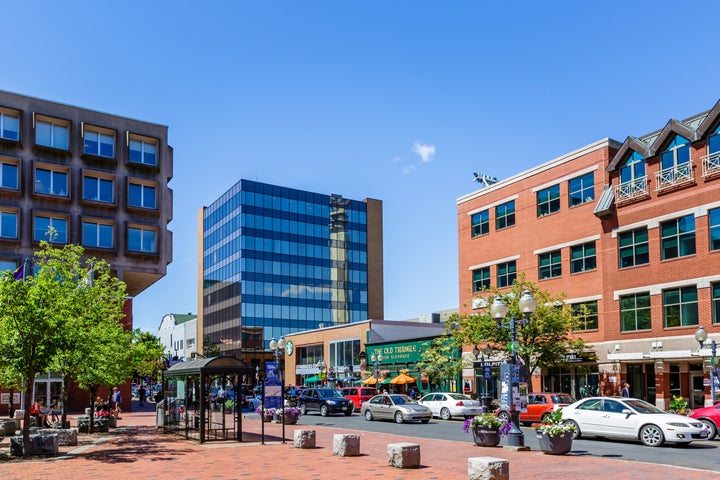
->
<box><xmin>202</xmin><ymin>179</ymin><xmax>379</xmax><ymax>359</ymax></box>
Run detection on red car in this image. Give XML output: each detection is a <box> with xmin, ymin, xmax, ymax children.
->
<box><xmin>496</xmin><ymin>392</ymin><xmax>575</xmax><ymax>425</ymax></box>
<box><xmin>689</xmin><ymin>402</ymin><xmax>720</xmax><ymax>439</ymax></box>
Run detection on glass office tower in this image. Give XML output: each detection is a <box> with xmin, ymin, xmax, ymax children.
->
<box><xmin>200</xmin><ymin>179</ymin><xmax>383</xmax><ymax>365</ymax></box>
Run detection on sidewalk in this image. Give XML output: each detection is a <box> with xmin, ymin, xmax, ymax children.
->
<box><xmin>3</xmin><ymin>406</ymin><xmax>719</xmax><ymax>480</ymax></box>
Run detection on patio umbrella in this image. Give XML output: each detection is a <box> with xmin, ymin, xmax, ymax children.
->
<box><xmin>390</xmin><ymin>373</ymin><xmax>416</xmax><ymax>385</ymax></box>
<box><xmin>362</xmin><ymin>376</ymin><xmax>378</xmax><ymax>385</ymax></box>
<box><xmin>342</xmin><ymin>376</ymin><xmax>360</xmax><ymax>383</ymax></box>
<box><xmin>303</xmin><ymin>375</ymin><xmax>319</xmax><ymax>385</ymax></box>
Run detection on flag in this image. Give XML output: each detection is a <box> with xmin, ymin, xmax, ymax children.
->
<box><xmin>12</xmin><ymin>262</ymin><xmax>24</xmax><ymax>280</ymax></box>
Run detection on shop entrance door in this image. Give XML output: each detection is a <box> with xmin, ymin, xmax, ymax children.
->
<box><xmin>690</xmin><ymin>373</ymin><xmax>705</xmax><ymax>409</ymax></box>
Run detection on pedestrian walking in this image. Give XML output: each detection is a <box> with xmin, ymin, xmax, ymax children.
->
<box><xmin>621</xmin><ymin>382</ymin><xmax>630</xmax><ymax>397</ymax></box>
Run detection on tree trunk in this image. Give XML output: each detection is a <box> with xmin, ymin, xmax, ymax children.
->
<box><xmin>88</xmin><ymin>386</ymin><xmax>98</xmax><ymax>434</ymax></box>
<box><xmin>8</xmin><ymin>388</ymin><xmax>14</xmax><ymax>418</ymax></box>
<box><xmin>22</xmin><ymin>377</ymin><xmax>33</xmax><ymax>459</ymax></box>
<box><xmin>60</xmin><ymin>375</ymin><xmax>69</xmax><ymax>428</ymax></box>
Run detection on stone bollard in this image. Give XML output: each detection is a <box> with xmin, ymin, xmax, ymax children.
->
<box><xmin>387</xmin><ymin>442</ymin><xmax>421</xmax><ymax>469</ymax></box>
<box><xmin>468</xmin><ymin>456</ymin><xmax>509</xmax><ymax>480</ymax></box>
<box><xmin>293</xmin><ymin>429</ymin><xmax>316</xmax><ymax>449</ymax></box>
<box><xmin>77</xmin><ymin>416</ymin><xmax>91</xmax><ymax>433</ymax></box>
<box><xmin>332</xmin><ymin>433</ymin><xmax>360</xmax><ymax>457</ymax></box>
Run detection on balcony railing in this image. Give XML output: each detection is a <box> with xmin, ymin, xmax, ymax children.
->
<box><xmin>655</xmin><ymin>162</ymin><xmax>694</xmax><ymax>191</ymax></box>
<box><xmin>614</xmin><ymin>176</ymin><xmax>648</xmax><ymax>204</ymax></box>
<box><xmin>702</xmin><ymin>151</ymin><xmax>720</xmax><ymax>178</ymax></box>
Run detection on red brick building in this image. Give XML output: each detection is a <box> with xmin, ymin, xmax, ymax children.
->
<box><xmin>458</xmin><ymin>100</ymin><xmax>720</xmax><ymax>410</ymax></box>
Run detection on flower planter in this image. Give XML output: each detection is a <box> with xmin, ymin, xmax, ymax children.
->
<box><xmin>471</xmin><ymin>427</ymin><xmax>501</xmax><ymax>447</ymax></box>
<box><xmin>283</xmin><ymin>413</ymin><xmax>298</xmax><ymax>425</ymax></box>
<box><xmin>262</xmin><ymin>414</ymin><xmax>273</xmax><ymax>423</ymax></box>
<box><xmin>536</xmin><ymin>431</ymin><xmax>573</xmax><ymax>455</ymax></box>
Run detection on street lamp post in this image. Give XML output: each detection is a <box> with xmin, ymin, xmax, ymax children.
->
<box><xmin>269</xmin><ymin>337</ymin><xmax>286</xmax><ymax>443</ymax></box>
<box><xmin>317</xmin><ymin>360</ymin><xmax>326</xmax><ymax>386</ymax></box>
<box><xmin>371</xmin><ymin>353</ymin><xmax>384</xmax><ymax>389</ymax></box>
<box><xmin>472</xmin><ymin>344</ymin><xmax>493</xmax><ymax>412</ymax></box>
<box><xmin>490</xmin><ymin>289</ymin><xmax>537</xmax><ymax>447</ymax></box>
<box><xmin>695</xmin><ymin>326</ymin><xmax>718</xmax><ymax>405</ymax></box>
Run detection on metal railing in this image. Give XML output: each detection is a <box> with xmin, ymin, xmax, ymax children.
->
<box><xmin>655</xmin><ymin>162</ymin><xmax>694</xmax><ymax>191</ymax></box>
<box><xmin>614</xmin><ymin>176</ymin><xmax>648</xmax><ymax>204</ymax></box>
<box><xmin>701</xmin><ymin>151</ymin><xmax>720</xmax><ymax>178</ymax></box>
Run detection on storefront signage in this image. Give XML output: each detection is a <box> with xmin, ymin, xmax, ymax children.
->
<box><xmin>366</xmin><ymin>340</ymin><xmax>440</xmax><ymax>364</ymax></box>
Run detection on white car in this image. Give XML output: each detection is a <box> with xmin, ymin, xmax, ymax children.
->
<box><xmin>418</xmin><ymin>392</ymin><xmax>484</xmax><ymax>420</ymax></box>
<box><xmin>561</xmin><ymin>396</ymin><xmax>710</xmax><ymax>447</ymax></box>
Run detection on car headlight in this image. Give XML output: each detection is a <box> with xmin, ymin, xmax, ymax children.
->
<box><xmin>326</xmin><ymin>400</ymin><xmax>337</xmax><ymax>405</ymax></box>
<box><xmin>666</xmin><ymin>422</ymin><xmax>690</xmax><ymax>428</ymax></box>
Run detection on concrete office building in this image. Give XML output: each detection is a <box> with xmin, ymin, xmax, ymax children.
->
<box><xmin>198</xmin><ymin>179</ymin><xmax>383</xmax><ymax>370</ymax></box>
<box><xmin>0</xmin><ymin>90</ymin><xmax>173</xmax><ymax>411</ymax></box>
<box><xmin>458</xmin><ymin>100</ymin><xmax>720</xmax><ymax>409</ymax></box>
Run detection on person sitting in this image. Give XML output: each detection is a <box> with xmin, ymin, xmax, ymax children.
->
<box><xmin>30</xmin><ymin>400</ymin><xmax>50</xmax><ymax>427</ymax></box>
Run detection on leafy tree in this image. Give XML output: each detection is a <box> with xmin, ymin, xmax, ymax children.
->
<box><xmin>130</xmin><ymin>329</ymin><xmax>166</xmax><ymax>382</ymax></box>
<box><xmin>0</xmin><ymin>243</ymin><xmax>74</xmax><ymax>457</ymax></box>
<box><xmin>449</xmin><ymin>275</ymin><xmax>594</xmax><ymax>393</ymax></box>
<box><xmin>48</xmin><ymin>246</ymin><xmax>128</xmax><ymax>430</ymax></box>
<box><xmin>416</xmin><ymin>336</ymin><xmax>463</xmax><ymax>391</ymax></box>
<box><xmin>203</xmin><ymin>335</ymin><xmax>221</xmax><ymax>357</ymax></box>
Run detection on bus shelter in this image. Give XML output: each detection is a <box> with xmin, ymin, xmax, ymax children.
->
<box><xmin>160</xmin><ymin>356</ymin><xmax>255</xmax><ymax>443</ymax></box>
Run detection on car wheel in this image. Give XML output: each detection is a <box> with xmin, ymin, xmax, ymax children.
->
<box><xmin>320</xmin><ymin>405</ymin><xmax>329</xmax><ymax>417</ymax></box>
<box><xmin>394</xmin><ymin>411</ymin><xmax>404</xmax><ymax>424</ymax></box>
<box><xmin>421</xmin><ymin>418</ymin><xmax>430</xmax><ymax>424</ymax></box>
<box><xmin>364</xmin><ymin>409</ymin><xmax>373</xmax><ymax>421</ymax></box>
<box><xmin>299</xmin><ymin>404</ymin><xmax>307</xmax><ymax>415</ymax></box>
<box><xmin>440</xmin><ymin>408</ymin><xmax>452</xmax><ymax>421</ymax></box>
<box><xmin>640</xmin><ymin>424</ymin><xmax>664</xmax><ymax>447</ymax></box>
<box><xmin>700</xmin><ymin>419</ymin><xmax>717</xmax><ymax>439</ymax></box>
<box><xmin>564</xmin><ymin>420</ymin><xmax>581</xmax><ymax>439</ymax></box>
<box><xmin>344</xmin><ymin>409</ymin><xmax>353</xmax><ymax>416</ymax></box>
<box><xmin>497</xmin><ymin>411</ymin><xmax>511</xmax><ymax>423</ymax></box>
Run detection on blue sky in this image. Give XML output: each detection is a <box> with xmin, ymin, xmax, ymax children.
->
<box><xmin>5</xmin><ymin>1</ymin><xmax>720</xmax><ymax>333</ymax></box>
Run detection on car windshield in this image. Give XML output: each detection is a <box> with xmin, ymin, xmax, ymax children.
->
<box><xmin>623</xmin><ymin>398</ymin><xmax>665</xmax><ymax>414</ymax></box>
<box><xmin>317</xmin><ymin>389</ymin><xmax>344</xmax><ymax>398</ymax></box>
<box><xmin>389</xmin><ymin>395</ymin><xmax>414</xmax><ymax>405</ymax></box>
<box><xmin>551</xmin><ymin>394</ymin><xmax>575</xmax><ymax>404</ymax></box>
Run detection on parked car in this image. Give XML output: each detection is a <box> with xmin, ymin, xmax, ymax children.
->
<box><xmin>360</xmin><ymin>394</ymin><xmax>432</xmax><ymax>424</ymax></box>
<box><xmin>418</xmin><ymin>392</ymin><xmax>483</xmax><ymax>420</ymax></box>
<box><xmin>496</xmin><ymin>392</ymin><xmax>575</xmax><ymax>425</ymax></box>
<box><xmin>339</xmin><ymin>387</ymin><xmax>377</xmax><ymax>411</ymax></box>
<box><xmin>561</xmin><ymin>396</ymin><xmax>710</xmax><ymax>447</ymax></box>
<box><xmin>298</xmin><ymin>388</ymin><xmax>353</xmax><ymax>416</ymax></box>
<box><xmin>689</xmin><ymin>402</ymin><xmax>720</xmax><ymax>439</ymax></box>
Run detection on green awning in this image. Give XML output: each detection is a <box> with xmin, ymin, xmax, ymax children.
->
<box><xmin>380</xmin><ymin>378</ymin><xmax>392</xmax><ymax>385</ymax></box>
<box><xmin>304</xmin><ymin>375</ymin><xmax>319</xmax><ymax>384</ymax></box>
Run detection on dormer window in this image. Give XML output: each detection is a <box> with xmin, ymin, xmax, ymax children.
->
<box><xmin>620</xmin><ymin>151</ymin><xmax>646</xmax><ymax>184</ymax></box>
<box><xmin>660</xmin><ymin>135</ymin><xmax>690</xmax><ymax>170</ymax></box>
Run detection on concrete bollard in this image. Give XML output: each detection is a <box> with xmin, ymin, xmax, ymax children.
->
<box><xmin>387</xmin><ymin>442</ymin><xmax>421</xmax><ymax>468</ymax></box>
<box><xmin>468</xmin><ymin>456</ymin><xmax>509</xmax><ymax>480</ymax></box>
<box><xmin>332</xmin><ymin>433</ymin><xmax>360</xmax><ymax>457</ymax></box>
<box><xmin>293</xmin><ymin>429</ymin><xmax>316</xmax><ymax>449</ymax></box>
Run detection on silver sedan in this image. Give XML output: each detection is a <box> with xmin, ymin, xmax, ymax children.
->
<box><xmin>360</xmin><ymin>394</ymin><xmax>432</xmax><ymax>424</ymax></box>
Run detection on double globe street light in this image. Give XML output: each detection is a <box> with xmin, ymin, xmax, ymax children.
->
<box><xmin>695</xmin><ymin>326</ymin><xmax>718</xmax><ymax>405</ymax></box>
<box><xmin>490</xmin><ymin>289</ymin><xmax>537</xmax><ymax>447</ymax></box>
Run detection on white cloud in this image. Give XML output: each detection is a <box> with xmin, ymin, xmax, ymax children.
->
<box><xmin>412</xmin><ymin>142</ymin><xmax>436</xmax><ymax>163</ymax></box>
<box><xmin>402</xmin><ymin>164</ymin><xmax>416</xmax><ymax>174</ymax></box>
